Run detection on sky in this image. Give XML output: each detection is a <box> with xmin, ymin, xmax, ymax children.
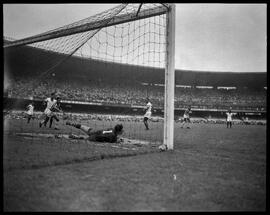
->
<box><xmin>3</xmin><ymin>3</ymin><xmax>267</xmax><ymax>72</ymax></box>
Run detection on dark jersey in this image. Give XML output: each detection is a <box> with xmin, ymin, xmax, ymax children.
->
<box><xmin>89</xmin><ymin>129</ymin><xmax>118</xmax><ymax>143</ymax></box>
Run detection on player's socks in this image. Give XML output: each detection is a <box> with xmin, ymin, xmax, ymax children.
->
<box><xmin>49</xmin><ymin>119</ymin><xmax>53</xmax><ymax>128</ymax></box>
<box><xmin>66</xmin><ymin>121</ymin><xmax>81</xmax><ymax>129</ymax></box>
<box><xmin>73</xmin><ymin>123</ymin><xmax>81</xmax><ymax>129</ymax></box>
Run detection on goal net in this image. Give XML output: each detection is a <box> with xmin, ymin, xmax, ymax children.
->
<box><xmin>4</xmin><ymin>4</ymin><xmax>175</xmax><ymax>150</ymax></box>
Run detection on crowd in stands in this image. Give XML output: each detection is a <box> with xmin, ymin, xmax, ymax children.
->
<box><xmin>6</xmin><ymin>78</ymin><xmax>266</xmax><ymax>111</ymax></box>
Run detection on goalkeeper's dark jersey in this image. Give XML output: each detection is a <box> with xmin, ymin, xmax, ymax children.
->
<box><xmin>89</xmin><ymin>129</ymin><xmax>118</xmax><ymax>143</ymax></box>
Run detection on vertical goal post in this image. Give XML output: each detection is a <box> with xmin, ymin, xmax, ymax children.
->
<box><xmin>164</xmin><ymin>4</ymin><xmax>176</xmax><ymax>150</ymax></box>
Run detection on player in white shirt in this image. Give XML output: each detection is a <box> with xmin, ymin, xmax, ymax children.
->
<box><xmin>48</xmin><ymin>96</ymin><xmax>62</xmax><ymax>129</ymax></box>
<box><xmin>143</xmin><ymin>98</ymin><xmax>152</xmax><ymax>130</ymax></box>
<box><xmin>26</xmin><ymin>102</ymin><xmax>34</xmax><ymax>123</ymax></box>
<box><xmin>226</xmin><ymin>109</ymin><xmax>237</xmax><ymax>128</ymax></box>
<box><xmin>180</xmin><ymin>106</ymin><xmax>192</xmax><ymax>129</ymax></box>
<box><xmin>39</xmin><ymin>93</ymin><xmax>57</xmax><ymax>128</ymax></box>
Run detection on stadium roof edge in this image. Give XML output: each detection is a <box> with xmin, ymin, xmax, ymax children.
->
<box><xmin>176</xmin><ymin>69</ymin><xmax>266</xmax><ymax>74</ymax></box>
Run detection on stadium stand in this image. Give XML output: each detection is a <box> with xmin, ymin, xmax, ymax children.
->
<box><xmin>4</xmin><ymin>37</ymin><xmax>266</xmax><ymax>111</ymax></box>
<box><xmin>6</xmin><ymin>77</ymin><xmax>266</xmax><ymax>111</ymax></box>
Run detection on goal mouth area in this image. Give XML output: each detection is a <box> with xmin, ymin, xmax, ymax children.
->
<box><xmin>15</xmin><ymin>132</ymin><xmax>161</xmax><ymax>147</ymax></box>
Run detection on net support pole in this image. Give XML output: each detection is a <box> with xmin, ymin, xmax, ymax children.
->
<box><xmin>164</xmin><ymin>4</ymin><xmax>175</xmax><ymax>150</ymax></box>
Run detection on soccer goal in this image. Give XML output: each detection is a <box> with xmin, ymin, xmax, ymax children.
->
<box><xmin>4</xmin><ymin>4</ymin><xmax>175</xmax><ymax>149</ymax></box>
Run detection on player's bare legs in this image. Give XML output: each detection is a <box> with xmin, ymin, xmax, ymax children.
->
<box><xmin>180</xmin><ymin>118</ymin><xmax>187</xmax><ymax>128</ymax></box>
<box><xmin>49</xmin><ymin>115</ymin><xmax>59</xmax><ymax>128</ymax></box>
<box><xmin>181</xmin><ymin>118</ymin><xmax>191</xmax><ymax>129</ymax></box>
<box><xmin>40</xmin><ymin>116</ymin><xmax>49</xmax><ymax>127</ymax></box>
<box><xmin>143</xmin><ymin>117</ymin><xmax>149</xmax><ymax>130</ymax></box>
<box><xmin>66</xmin><ymin>121</ymin><xmax>96</xmax><ymax>141</ymax></box>
<box><xmin>226</xmin><ymin>121</ymin><xmax>232</xmax><ymax>128</ymax></box>
<box><xmin>66</xmin><ymin>121</ymin><xmax>92</xmax><ymax>134</ymax></box>
<box><xmin>180</xmin><ymin>119</ymin><xmax>186</xmax><ymax>128</ymax></box>
<box><xmin>27</xmin><ymin>115</ymin><xmax>32</xmax><ymax>123</ymax></box>
<box><xmin>186</xmin><ymin>118</ymin><xmax>191</xmax><ymax>129</ymax></box>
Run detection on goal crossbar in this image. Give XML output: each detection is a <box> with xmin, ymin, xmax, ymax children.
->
<box><xmin>4</xmin><ymin>4</ymin><xmax>168</xmax><ymax>48</ymax></box>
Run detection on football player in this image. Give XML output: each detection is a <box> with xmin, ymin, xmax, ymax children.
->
<box><xmin>48</xmin><ymin>96</ymin><xmax>62</xmax><ymax>129</ymax></box>
<box><xmin>143</xmin><ymin>98</ymin><xmax>152</xmax><ymax>130</ymax></box>
<box><xmin>225</xmin><ymin>109</ymin><xmax>237</xmax><ymax>128</ymax></box>
<box><xmin>180</xmin><ymin>106</ymin><xmax>192</xmax><ymax>129</ymax></box>
<box><xmin>66</xmin><ymin>121</ymin><xmax>124</xmax><ymax>143</ymax></box>
<box><xmin>39</xmin><ymin>92</ymin><xmax>57</xmax><ymax>128</ymax></box>
<box><xmin>26</xmin><ymin>102</ymin><xmax>34</xmax><ymax>123</ymax></box>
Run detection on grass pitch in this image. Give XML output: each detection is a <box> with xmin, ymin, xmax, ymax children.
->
<box><xmin>3</xmin><ymin>115</ymin><xmax>266</xmax><ymax>211</ymax></box>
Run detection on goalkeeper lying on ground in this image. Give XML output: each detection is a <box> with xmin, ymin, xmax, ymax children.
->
<box><xmin>66</xmin><ymin>121</ymin><xmax>124</xmax><ymax>143</ymax></box>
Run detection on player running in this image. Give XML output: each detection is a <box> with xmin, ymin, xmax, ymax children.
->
<box><xmin>65</xmin><ymin>121</ymin><xmax>124</xmax><ymax>143</ymax></box>
<box><xmin>225</xmin><ymin>109</ymin><xmax>237</xmax><ymax>128</ymax></box>
<box><xmin>143</xmin><ymin>98</ymin><xmax>152</xmax><ymax>130</ymax></box>
<box><xmin>26</xmin><ymin>102</ymin><xmax>34</xmax><ymax>123</ymax></box>
<box><xmin>180</xmin><ymin>106</ymin><xmax>192</xmax><ymax>129</ymax></box>
<box><xmin>48</xmin><ymin>96</ymin><xmax>62</xmax><ymax>129</ymax></box>
<box><xmin>39</xmin><ymin>92</ymin><xmax>57</xmax><ymax>128</ymax></box>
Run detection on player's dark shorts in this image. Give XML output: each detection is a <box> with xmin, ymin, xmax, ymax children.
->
<box><xmin>184</xmin><ymin>117</ymin><xmax>190</xmax><ymax>122</ymax></box>
<box><xmin>26</xmin><ymin>113</ymin><xmax>33</xmax><ymax>118</ymax></box>
<box><xmin>144</xmin><ymin>117</ymin><xmax>149</xmax><ymax>121</ymax></box>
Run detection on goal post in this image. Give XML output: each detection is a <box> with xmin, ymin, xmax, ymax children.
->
<box><xmin>164</xmin><ymin>4</ymin><xmax>176</xmax><ymax>150</ymax></box>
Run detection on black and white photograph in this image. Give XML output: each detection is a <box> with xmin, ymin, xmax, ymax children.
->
<box><xmin>3</xmin><ymin>3</ymin><xmax>266</xmax><ymax>211</ymax></box>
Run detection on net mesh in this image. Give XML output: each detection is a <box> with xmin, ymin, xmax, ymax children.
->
<box><xmin>81</xmin><ymin>12</ymin><xmax>166</xmax><ymax>68</ymax></box>
<box><xmin>4</xmin><ymin>4</ymin><xmax>168</xmax><ymax>87</ymax></box>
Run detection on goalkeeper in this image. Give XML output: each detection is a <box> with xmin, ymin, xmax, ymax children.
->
<box><xmin>66</xmin><ymin>121</ymin><xmax>124</xmax><ymax>143</ymax></box>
